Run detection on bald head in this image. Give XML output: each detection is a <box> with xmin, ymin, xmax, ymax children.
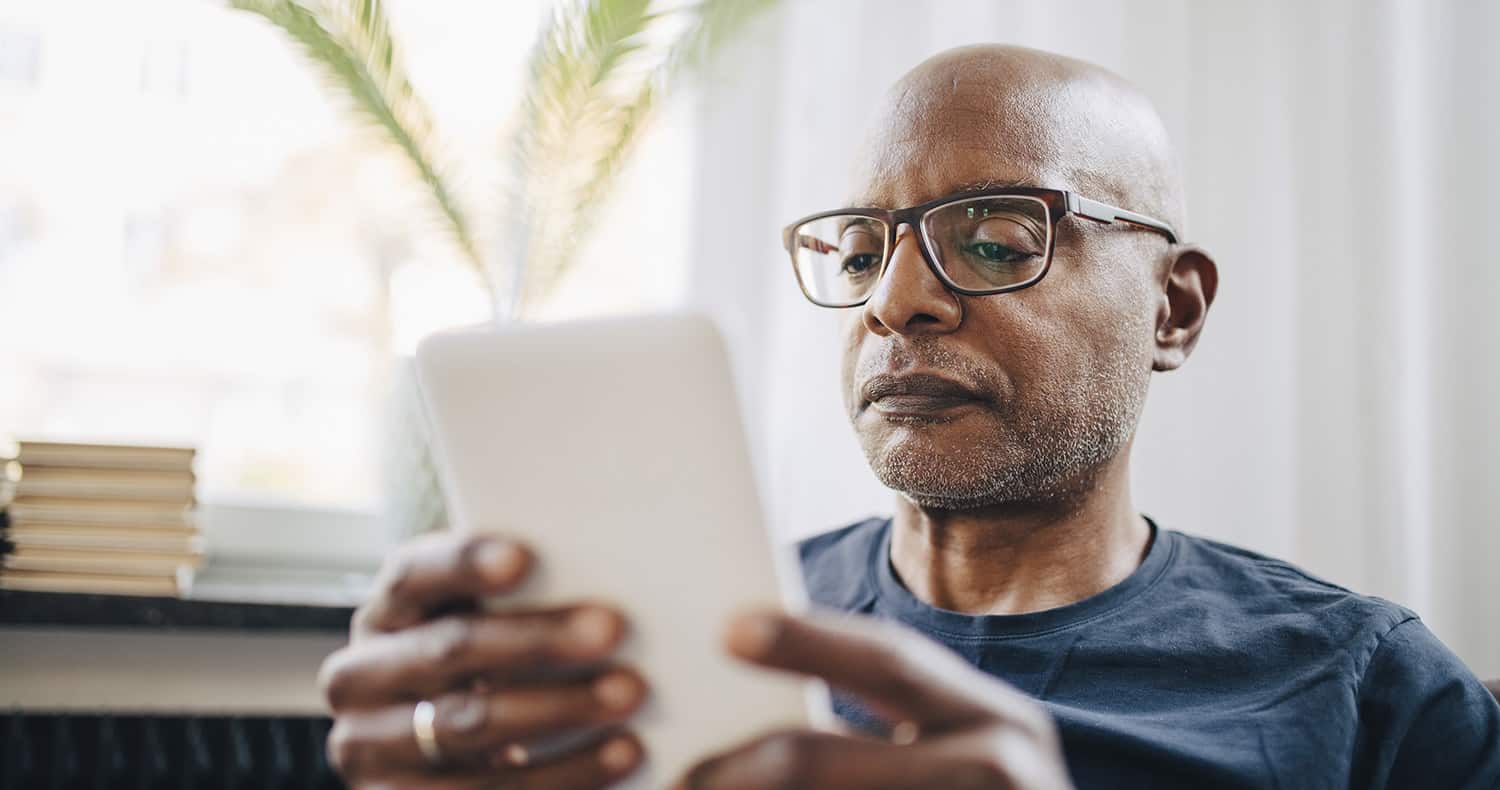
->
<box><xmin>856</xmin><ymin>44</ymin><xmax>1184</xmax><ymax>233</ymax></box>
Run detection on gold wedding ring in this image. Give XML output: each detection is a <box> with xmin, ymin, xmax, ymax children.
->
<box><xmin>412</xmin><ymin>700</ymin><xmax>443</xmax><ymax>765</ymax></box>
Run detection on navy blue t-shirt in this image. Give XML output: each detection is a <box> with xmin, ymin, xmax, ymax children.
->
<box><xmin>799</xmin><ymin>517</ymin><xmax>1500</xmax><ymax>789</ymax></box>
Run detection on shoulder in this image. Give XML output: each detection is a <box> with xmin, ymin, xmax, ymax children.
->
<box><xmin>796</xmin><ymin>517</ymin><xmax>888</xmax><ymax>612</ymax></box>
<box><xmin>1160</xmin><ymin>530</ymin><xmax>1500</xmax><ymax>780</ymax></box>
<box><xmin>1354</xmin><ymin>617</ymin><xmax>1500</xmax><ymax>785</ymax></box>
<box><xmin>1164</xmin><ymin>529</ymin><xmax>1416</xmax><ymax>632</ymax></box>
<box><xmin>797</xmin><ymin>516</ymin><xmax>886</xmax><ymax>567</ymax></box>
<box><xmin>1152</xmin><ymin>530</ymin><xmax>1431</xmax><ymax>695</ymax></box>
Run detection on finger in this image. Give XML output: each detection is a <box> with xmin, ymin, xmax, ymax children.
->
<box><xmin>674</xmin><ymin>729</ymin><xmax>1030</xmax><ymax>790</ymax></box>
<box><xmin>353</xmin><ymin>532</ymin><xmax>532</xmax><ymax>635</ymax></box>
<box><xmin>502</xmin><ymin>731</ymin><xmax>644</xmax><ymax>789</ymax></box>
<box><xmin>372</xmin><ymin>731</ymin><xmax>643</xmax><ymax>790</ymax></box>
<box><xmin>322</xmin><ymin>606</ymin><xmax>628</xmax><ymax>710</ymax></box>
<box><xmin>325</xmin><ymin>671</ymin><xmax>648</xmax><ymax>776</ymax></box>
<box><xmin>349</xmin><ymin>773</ymin><xmax>504</xmax><ymax>790</ymax></box>
<box><xmin>724</xmin><ymin>609</ymin><xmax>1039</xmax><ymax>732</ymax></box>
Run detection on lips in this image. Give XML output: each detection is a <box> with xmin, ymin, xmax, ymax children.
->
<box><xmin>861</xmin><ymin>373</ymin><xmax>987</xmax><ymax>417</ymax></box>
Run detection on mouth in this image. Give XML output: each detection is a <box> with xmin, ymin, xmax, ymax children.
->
<box><xmin>860</xmin><ymin>372</ymin><xmax>988</xmax><ymax>420</ymax></box>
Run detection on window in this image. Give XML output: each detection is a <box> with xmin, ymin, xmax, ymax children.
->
<box><xmin>139</xmin><ymin>39</ymin><xmax>189</xmax><ymax>98</ymax></box>
<box><xmin>0</xmin><ymin>26</ymin><xmax>41</xmax><ymax>86</ymax></box>
<box><xmin>0</xmin><ymin>198</ymin><xmax>39</xmax><ymax>271</ymax></box>
<box><xmin>0</xmin><ymin>0</ymin><xmax>692</xmax><ymax>516</ymax></box>
<box><xmin>0</xmin><ymin>3</ymin><xmax>495</xmax><ymax>510</ymax></box>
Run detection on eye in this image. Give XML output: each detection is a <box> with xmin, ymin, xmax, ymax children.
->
<box><xmin>962</xmin><ymin>241</ymin><xmax>1032</xmax><ymax>265</ymax></box>
<box><xmin>840</xmin><ymin>253</ymin><xmax>880</xmax><ymax>276</ymax></box>
<box><xmin>837</xmin><ymin>223</ymin><xmax>883</xmax><ymax>277</ymax></box>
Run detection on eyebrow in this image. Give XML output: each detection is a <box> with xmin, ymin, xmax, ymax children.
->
<box><xmin>848</xmin><ymin>178</ymin><xmax>1038</xmax><ymax>208</ymax></box>
<box><xmin>946</xmin><ymin>177</ymin><xmax>1036</xmax><ymax>193</ymax></box>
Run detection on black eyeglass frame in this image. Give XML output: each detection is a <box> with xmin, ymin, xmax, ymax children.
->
<box><xmin>781</xmin><ymin>186</ymin><xmax>1179</xmax><ymax>308</ymax></box>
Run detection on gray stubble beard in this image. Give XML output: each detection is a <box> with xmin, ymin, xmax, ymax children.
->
<box><xmin>856</xmin><ymin>342</ymin><xmax>1151</xmax><ymax>512</ymax></box>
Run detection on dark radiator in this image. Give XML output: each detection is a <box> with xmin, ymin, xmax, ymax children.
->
<box><xmin>1</xmin><ymin>712</ymin><xmax>342</xmax><ymax>789</ymax></box>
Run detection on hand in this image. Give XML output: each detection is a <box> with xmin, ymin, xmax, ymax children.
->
<box><xmin>318</xmin><ymin>532</ymin><xmax>648</xmax><ymax>788</ymax></box>
<box><xmin>673</xmin><ymin>610</ymin><xmax>1074</xmax><ymax>790</ymax></box>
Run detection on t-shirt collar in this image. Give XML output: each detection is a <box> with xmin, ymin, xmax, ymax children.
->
<box><xmin>869</xmin><ymin>515</ymin><xmax>1179</xmax><ymax>641</ymax></box>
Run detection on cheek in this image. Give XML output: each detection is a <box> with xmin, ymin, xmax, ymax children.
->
<box><xmin>1080</xmin><ymin>261</ymin><xmax>1160</xmax><ymax>360</ymax></box>
<box><xmin>959</xmin><ymin>293</ymin><xmax>1060</xmax><ymax>388</ymax></box>
<box><xmin>838</xmin><ymin>311</ymin><xmax>866</xmax><ymax>407</ymax></box>
<box><xmin>964</xmin><ymin>272</ymin><xmax>1147</xmax><ymax>397</ymax></box>
<box><xmin>1072</xmin><ymin>236</ymin><xmax>1162</xmax><ymax>332</ymax></box>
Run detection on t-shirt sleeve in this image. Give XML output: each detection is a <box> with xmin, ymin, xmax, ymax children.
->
<box><xmin>1355</xmin><ymin>617</ymin><xmax>1500</xmax><ymax>789</ymax></box>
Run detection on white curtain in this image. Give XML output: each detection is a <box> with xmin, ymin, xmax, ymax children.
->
<box><xmin>681</xmin><ymin>0</ymin><xmax>1500</xmax><ymax>675</ymax></box>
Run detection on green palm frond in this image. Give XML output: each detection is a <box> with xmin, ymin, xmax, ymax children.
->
<box><xmin>233</xmin><ymin>0</ymin><xmax>777</xmax><ymax>316</ymax></box>
<box><xmin>503</xmin><ymin>0</ymin><xmax>653</xmax><ymax>311</ymax></box>
<box><xmin>507</xmin><ymin>0</ymin><xmax>777</xmax><ymax>313</ymax></box>
<box><xmin>230</xmin><ymin>0</ymin><xmax>487</xmax><ymax>296</ymax></box>
<box><xmin>667</xmin><ymin>0</ymin><xmax>780</xmax><ymax>75</ymax></box>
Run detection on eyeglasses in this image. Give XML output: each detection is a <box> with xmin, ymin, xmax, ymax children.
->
<box><xmin>781</xmin><ymin>187</ymin><xmax>1178</xmax><ymax>308</ymax></box>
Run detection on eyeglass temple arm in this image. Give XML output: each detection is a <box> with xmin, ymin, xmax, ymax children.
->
<box><xmin>1067</xmin><ymin>193</ymin><xmax>1178</xmax><ymax>243</ymax></box>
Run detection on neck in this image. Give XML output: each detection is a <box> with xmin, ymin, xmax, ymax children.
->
<box><xmin>888</xmin><ymin>452</ymin><xmax>1150</xmax><ymax>615</ymax></box>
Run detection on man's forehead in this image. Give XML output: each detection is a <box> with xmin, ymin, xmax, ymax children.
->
<box><xmin>849</xmin><ymin>128</ymin><xmax>1067</xmax><ymax>209</ymax></box>
<box><xmin>848</xmin><ymin>79</ymin><xmax>1081</xmax><ymax>206</ymax></box>
<box><xmin>844</xmin><ymin>45</ymin><xmax>1180</xmax><ymax>223</ymax></box>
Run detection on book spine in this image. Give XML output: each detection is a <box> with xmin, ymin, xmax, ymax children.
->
<box><xmin>0</xmin><ymin>509</ymin><xmax>10</xmax><ymax>579</ymax></box>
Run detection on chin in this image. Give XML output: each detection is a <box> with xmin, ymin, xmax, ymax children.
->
<box><xmin>860</xmin><ymin>423</ymin><xmax>1008</xmax><ymax>502</ymax></box>
<box><xmin>857</xmin><ymin>416</ymin><xmax>1104</xmax><ymax>510</ymax></box>
<box><xmin>869</xmin><ymin>451</ymin><xmax>1014</xmax><ymax>510</ymax></box>
<box><xmin>899</xmin><ymin>491</ymin><xmax>1013</xmax><ymax>511</ymax></box>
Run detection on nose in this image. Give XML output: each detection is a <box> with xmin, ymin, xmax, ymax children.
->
<box><xmin>862</xmin><ymin>223</ymin><xmax>963</xmax><ymax>336</ymax></box>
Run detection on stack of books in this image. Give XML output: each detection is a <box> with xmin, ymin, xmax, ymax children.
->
<box><xmin>0</xmin><ymin>440</ymin><xmax>203</xmax><ymax>597</ymax></box>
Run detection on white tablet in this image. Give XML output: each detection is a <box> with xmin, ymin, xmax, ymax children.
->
<box><xmin>414</xmin><ymin>312</ymin><xmax>825</xmax><ymax>787</ymax></box>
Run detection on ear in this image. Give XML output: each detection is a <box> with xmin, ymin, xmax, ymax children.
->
<box><xmin>1152</xmin><ymin>245</ymin><xmax>1218</xmax><ymax>372</ymax></box>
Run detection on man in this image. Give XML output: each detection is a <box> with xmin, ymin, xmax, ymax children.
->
<box><xmin>318</xmin><ymin>45</ymin><xmax>1500</xmax><ymax>788</ymax></box>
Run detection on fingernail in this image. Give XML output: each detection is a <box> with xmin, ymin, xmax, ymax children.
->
<box><xmin>726</xmin><ymin>611</ymin><xmax>779</xmax><ymax>658</ymax></box>
<box><xmin>890</xmin><ymin>720</ymin><xmax>920</xmax><ymax>745</ymax></box>
<box><xmin>593</xmin><ymin>671</ymin><xmax>644</xmax><ymax>712</ymax></box>
<box><xmin>568</xmin><ymin>607</ymin><xmax>620</xmax><ymax>653</ymax></box>
<box><xmin>598</xmin><ymin>736</ymin><xmax>638</xmax><ymax>773</ymax></box>
<box><xmin>475</xmin><ymin>540</ymin><xmax>523</xmax><ymax>585</ymax></box>
<box><xmin>492</xmin><ymin>742</ymin><xmax>529</xmax><ymax>768</ymax></box>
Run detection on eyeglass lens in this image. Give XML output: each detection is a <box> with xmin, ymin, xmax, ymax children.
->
<box><xmin>790</xmin><ymin>195</ymin><xmax>1051</xmax><ymax>306</ymax></box>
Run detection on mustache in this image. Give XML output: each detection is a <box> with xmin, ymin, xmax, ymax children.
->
<box><xmin>854</xmin><ymin>340</ymin><xmax>997</xmax><ymax>403</ymax></box>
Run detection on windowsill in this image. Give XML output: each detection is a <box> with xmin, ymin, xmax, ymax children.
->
<box><xmin>197</xmin><ymin>499</ymin><xmax>394</xmax><ymax>571</ymax></box>
<box><xmin>189</xmin><ymin>498</ymin><xmax>390</xmax><ymax>607</ymax></box>
<box><xmin>0</xmin><ymin>588</ymin><xmax>352</xmax><ymax>633</ymax></box>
